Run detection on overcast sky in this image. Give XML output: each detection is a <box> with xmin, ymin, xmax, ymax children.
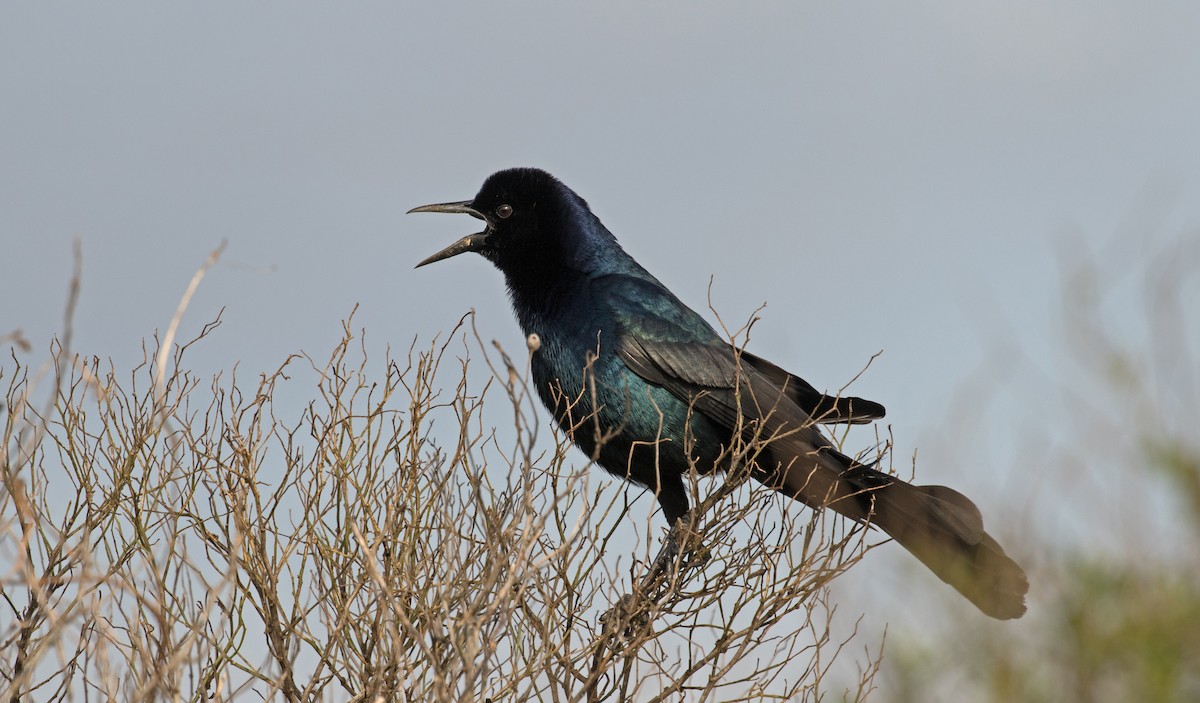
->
<box><xmin>4</xmin><ymin>0</ymin><xmax>1199</xmax><ymax>683</ymax></box>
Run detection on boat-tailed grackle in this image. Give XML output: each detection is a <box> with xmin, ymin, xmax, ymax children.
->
<box><xmin>409</xmin><ymin>167</ymin><xmax>1027</xmax><ymax>619</ymax></box>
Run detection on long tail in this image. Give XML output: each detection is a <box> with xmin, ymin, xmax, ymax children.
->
<box><xmin>853</xmin><ymin>469</ymin><xmax>1028</xmax><ymax>619</ymax></box>
<box><xmin>773</xmin><ymin>451</ymin><xmax>1028</xmax><ymax>619</ymax></box>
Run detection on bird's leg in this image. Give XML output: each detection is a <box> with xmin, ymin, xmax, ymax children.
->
<box><xmin>645</xmin><ymin>510</ymin><xmax>697</xmax><ymax>584</ymax></box>
<box><xmin>598</xmin><ymin>510</ymin><xmax>707</xmax><ymax>646</ymax></box>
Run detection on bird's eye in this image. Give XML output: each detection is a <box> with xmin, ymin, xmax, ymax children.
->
<box><xmin>495</xmin><ymin>204</ymin><xmax>513</xmax><ymax>219</ymax></box>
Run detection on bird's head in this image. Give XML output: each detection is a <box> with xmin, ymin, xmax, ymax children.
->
<box><xmin>408</xmin><ymin>167</ymin><xmax>605</xmax><ymax>274</ymax></box>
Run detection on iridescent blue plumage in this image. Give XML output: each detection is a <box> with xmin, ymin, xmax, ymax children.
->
<box><xmin>409</xmin><ymin>167</ymin><xmax>1027</xmax><ymax>619</ymax></box>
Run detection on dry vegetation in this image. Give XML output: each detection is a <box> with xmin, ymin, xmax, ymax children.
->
<box><xmin>1</xmin><ymin>250</ymin><xmax>882</xmax><ymax>702</ymax></box>
<box><xmin>13</xmin><ymin>229</ymin><xmax>1191</xmax><ymax>702</ymax></box>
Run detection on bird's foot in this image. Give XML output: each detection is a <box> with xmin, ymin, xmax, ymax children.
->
<box><xmin>598</xmin><ymin>510</ymin><xmax>715</xmax><ymax>647</ymax></box>
<box><xmin>647</xmin><ymin>510</ymin><xmax>709</xmax><ymax>579</ymax></box>
<box><xmin>597</xmin><ymin>593</ymin><xmax>650</xmax><ymax>645</ymax></box>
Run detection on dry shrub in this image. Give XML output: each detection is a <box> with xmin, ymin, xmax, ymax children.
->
<box><xmin>1</xmin><ymin>252</ymin><xmax>881</xmax><ymax>702</ymax></box>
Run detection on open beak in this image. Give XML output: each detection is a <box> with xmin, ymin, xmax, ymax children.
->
<box><xmin>407</xmin><ymin>200</ymin><xmax>491</xmax><ymax>268</ymax></box>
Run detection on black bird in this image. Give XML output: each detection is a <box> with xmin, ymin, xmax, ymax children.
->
<box><xmin>409</xmin><ymin>168</ymin><xmax>1027</xmax><ymax>619</ymax></box>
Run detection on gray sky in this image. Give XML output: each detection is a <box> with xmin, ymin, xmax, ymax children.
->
<box><xmin>4</xmin><ymin>0</ymin><xmax>1199</xmax><ymax>682</ymax></box>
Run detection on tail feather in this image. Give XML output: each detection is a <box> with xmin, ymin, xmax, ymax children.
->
<box><xmin>861</xmin><ymin>478</ymin><xmax>1028</xmax><ymax>619</ymax></box>
<box><xmin>771</xmin><ymin>453</ymin><xmax>1028</xmax><ymax>619</ymax></box>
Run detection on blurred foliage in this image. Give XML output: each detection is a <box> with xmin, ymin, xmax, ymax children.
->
<box><xmin>885</xmin><ymin>453</ymin><xmax>1200</xmax><ymax>702</ymax></box>
<box><xmin>882</xmin><ymin>231</ymin><xmax>1200</xmax><ymax>702</ymax></box>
